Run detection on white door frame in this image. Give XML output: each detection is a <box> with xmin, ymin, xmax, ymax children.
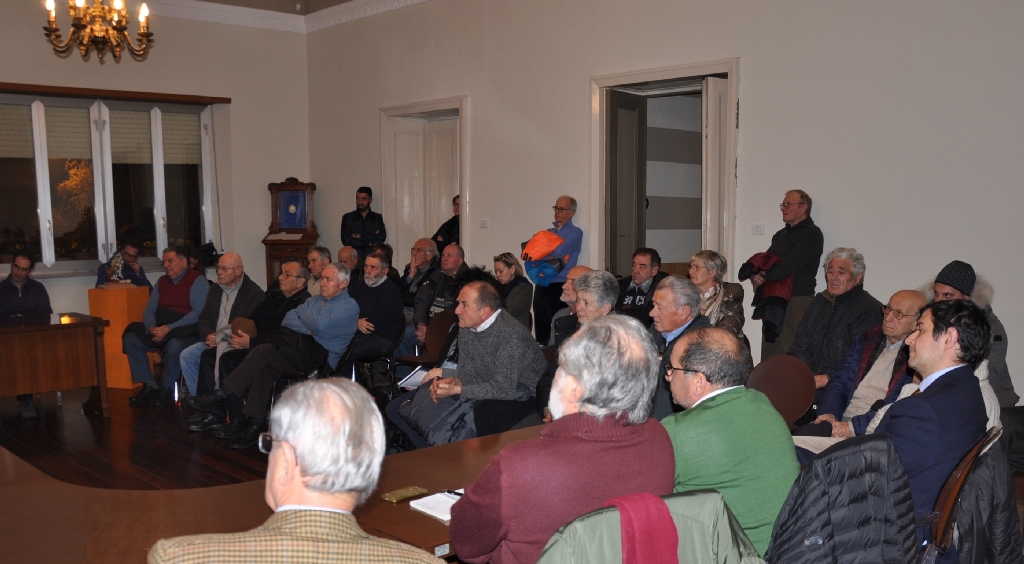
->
<box><xmin>380</xmin><ymin>96</ymin><xmax>470</xmax><ymax>259</ymax></box>
<box><xmin>590</xmin><ymin>58</ymin><xmax>739</xmax><ymax>277</ymax></box>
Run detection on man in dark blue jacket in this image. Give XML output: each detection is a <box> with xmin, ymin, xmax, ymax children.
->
<box><xmin>340</xmin><ymin>186</ymin><xmax>387</xmax><ymax>260</ymax></box>
<box><xmin>874</xmin><ymin>299</ymin><xmax>989</xmax><ymax>562</ymax></box>
<box><xmin>0</xmin><ymin>252</ymin><xmax>52</xmax><ymax>418</ymax></box>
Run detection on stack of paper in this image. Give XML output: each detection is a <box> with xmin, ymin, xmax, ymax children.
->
<box><xmin>409</xmin><ymin>489</ymin><xmax>464</xmax><ymax>523</ymax></box>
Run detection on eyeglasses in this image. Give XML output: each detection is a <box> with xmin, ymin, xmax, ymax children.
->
<box><xmin>279</xmin><ymin>272</ymin><xmax>303</xmax><ymax>280</ymax></box>
<box><xmin>882</xmin><ymin>304</ymin><xmax>919</xmax><ymax>321</ymax></box>
<box><xmin>121</xmin><ymin>251</ymin><xmax>139</xmax><ymax>260</ymax></box>
<box><xmin>778</xmin><ymin>202</ymin><xmax>805</xmax><ymax>209</ymax></box>
<box><xmin>411</xmin><ymin>247</ymin><xmax>430</xmax><ymax>254</ymax></box>
<box><xmin>688</xmin><ymin>264</ymin><xmax>707</xmax><ymax>271</ymax></box>
<box><xmin>665</xmin><ymin>365</ymin><xmax>699</xmax><ymax>377</ymax></box>
<box><xmin>216</xmin><ymin>265</ymin><xmax>241</xmax><ymax>273</ymax></box>
<box><xmin>258</xmin><ymin>432</ymin><xmax>279</xmax><ymax>454</ymax></box>
<box><xmin>552</xmin><ymin>206</ymin><xmax>573</xmax><ymax>213</ymax></box>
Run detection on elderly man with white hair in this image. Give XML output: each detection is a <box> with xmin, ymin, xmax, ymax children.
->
<box><xmin>789</xmin><ymin>247</ymin><xmax>883</xmax><ymax>391</ymax></box>
<box><xmin>150</xmin><ymin>379</ymin><xmax>443</xmax><ymax>564</ymax></box>
<box><xmin>450</xmin><ymin>315</ymin><xmax>675</xmax><ymax>564</ymax></box>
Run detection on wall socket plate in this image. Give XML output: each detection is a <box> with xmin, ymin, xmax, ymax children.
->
<box><xmin>480</xmin><ymin>219</ymin><xmax>489</xmax><ymax>228</ymax></box>
<box><xmin>752</xmin><ymin>224</ymin><xmax>766</xmax><ymax>235</ymax></box>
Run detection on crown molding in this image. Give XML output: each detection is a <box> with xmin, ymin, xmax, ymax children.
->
<box><xmin>146</xmin><ymin>0</ymin><xmax>428</xmax><ymax>34</ymax></box>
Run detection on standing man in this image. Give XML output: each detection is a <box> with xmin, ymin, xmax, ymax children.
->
<box><xmin>0</xmin><ymin>252</ymin><xmax>53</xmax><ymax>418</ymax></box>
<box><xmin>873</xmin><ymin>300</ymin><xmax>988</xmax><ymax>560</ymax></box>
<box><xmin>123</xmin><ymin>246</ymin><xmax>209</xmax><ymax>407</ymax></box>
<box><xmin>95</xmin><ymin>239</ymin><xmax>151</xmax><ymax>289</ymax></box>
<box><xmin>530</xmin><ymin>195</ymin><xmax>584</xmax><ymax>345</ymax></box>
<box><xmin>615</xmin><ymin>247</ymin><xmax>667</xmax><ymax>327</ymax></box>
<box><xmin>340</xmin><ymin>186</ymin><xmax>386</xmax><ymax>260</ymax></box>
<box><xmin>306</xmin><ymin>246</ymin><xmax>331</xmax><ymax>296</ymax></box>
<box><xmin>750</xmin><ymin>190</ymin><xmax>824</xmax><ymax>360</ymax></box>
<box><xmin>178</xmin><ymin>252</ymin><xmax>264</xmax><ymax>396</ymax></box>
<box><xmin>648</xmin><ymin>275</ymin><xmax>711</xmax><ymax>420</ymax></box>
<box><xmin>432</xmin><ymin>194</ymin><xmax>460</xmax><ymax>249</ymax></box>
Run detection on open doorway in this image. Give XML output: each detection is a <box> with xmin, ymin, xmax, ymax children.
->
<box><xmin>381</xmin><ymin>96</ymin><xmax>468</xmax><ymax>261</ymax></box>
<box><xmin>591</xmin><ymin>60</ymin><xmax>738</xmax><ymax>278</ymax></box>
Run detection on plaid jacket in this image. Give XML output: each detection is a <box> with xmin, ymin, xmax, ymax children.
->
<box><xmin>149</xmin><ymin>509</ymin><xmax>444</xmax><ymax>564</ymax></box>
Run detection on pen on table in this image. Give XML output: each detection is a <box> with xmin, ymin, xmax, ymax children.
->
<box><xmin>443</xmin><ymin>490</ymin><xmax>463</xmax><ymax>497</ymax></box>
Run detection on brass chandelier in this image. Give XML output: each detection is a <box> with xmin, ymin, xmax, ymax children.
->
<box><xmin>43</xmin><ymin>0</ymin><xmax>153</xmax><ymax>61</ymax></box>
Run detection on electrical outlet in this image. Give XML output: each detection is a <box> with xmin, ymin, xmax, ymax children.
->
<box><xmin>480</xmin><ymin>219</ymin><xmax>489</xmax><ymax>228</ymax></box>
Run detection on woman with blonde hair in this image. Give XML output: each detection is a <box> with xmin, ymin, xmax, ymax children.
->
<box><xmin>493</xmin><ymin>252</ymin><xmax>534</xmax><ymax>329</ymax></box>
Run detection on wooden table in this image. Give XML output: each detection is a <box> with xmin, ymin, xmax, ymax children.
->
<box><xmin>0</xmin><ymin>313</ymin><xmax>110</xmax><ymax>418</ymax></box>
<box><xmin>88</xmin><ymin>284</ymin><xmax>150</xmax><ymax>389</ymax></box>
<box><xmin>354</xmin><ymin>425</ymin><xmax>544</xmax><ymax>558</ymax></box>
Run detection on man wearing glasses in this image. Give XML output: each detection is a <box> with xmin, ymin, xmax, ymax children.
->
<box><xmin>150</xmin><ymin>379</ymin><xmax>443</xmax><ymax>564</ymax></box>
<box><xmin>749</xmin><ymin>190</ymin><xmax>824</xmax><ymax>360</ymax></box>
<box><xmin>661</xmin><ymin>327</ymin><xmax>798</xmax><ymax>556</ymax></box>
<box><xmin>530</xmin><ymin>195</ymin><xmax>584</xmax><ymax>345</ymax></box>
<box><xmin>648</xmin><ymin>275</ymin><xmax>711</xmax><ymax>420</ymax></box>
<box><xmin>95</xmin><ymin>239</ymin><xmax>151</xmax><ymax>289</ymax></box>
<box><xmin>177</xmin><ymin>252</ymin><xmax>265</xmax><ymax>397</ymax></box>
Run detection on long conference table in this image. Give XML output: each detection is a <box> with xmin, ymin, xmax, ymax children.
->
<box><xmin>355</xmin><ymin>425</ymin><xmax>544</xmax><ymax>559</ymax></box>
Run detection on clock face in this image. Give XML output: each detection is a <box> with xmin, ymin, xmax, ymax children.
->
<box><xmin>278</xmin><ymin>191</ymin><xmax>307</xmax><ymax>229</ymax></box>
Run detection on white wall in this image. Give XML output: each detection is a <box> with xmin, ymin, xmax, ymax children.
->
<box><xmin>305</xmin><ymin>0</ymin><xmax>1024</xmax><ymax>397</ymax></box>
<box><xmin>2</xmin><ymin>1</ymin><xmax>311</xmax><ymax>312</ymax></box>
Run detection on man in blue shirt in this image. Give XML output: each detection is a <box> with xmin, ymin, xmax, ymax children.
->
<box><xmin>188</xmin><ymin>263</ymin><xmax>359</xmax><ymax>449</ymax></box>
<box><xmin>531</xmin><ymin>195</ymin><xmax>583</xmax><ymax>344</ymax></box>
<box><xmin>95</xmin><ymin>239</ymin><xmax>152</xmax><ymax>289</ymax></box>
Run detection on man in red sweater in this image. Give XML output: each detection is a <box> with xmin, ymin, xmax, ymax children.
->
<box><xmin>449</xmin><ymin>315</ymin><xmax>675</xmax><ymax>564</ymax></box>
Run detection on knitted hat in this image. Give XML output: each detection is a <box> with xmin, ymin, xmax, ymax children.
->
<box><xmin>935</xmin><ymin>260</ymin><xmax>976</xmax><ymax>296</ymax></box>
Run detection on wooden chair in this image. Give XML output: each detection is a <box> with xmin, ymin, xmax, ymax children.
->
<box><xmin>924</xmin><ymin>426</ymin><xmax>1003</xmax><ymax>556</ymax></box>
<box><xmin>746</xmin><ymin>355</ymin><xmax>815</xmax><ymax>429</ymax></box>
<box><xmin>394</xmin><ymin>310</ymin><xmax>458</xmax><ymax>370</ymax></box>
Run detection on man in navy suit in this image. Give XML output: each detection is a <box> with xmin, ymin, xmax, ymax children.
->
<box><xmin>874</xmin><ymin>299</ymin><xmax>990</xmax><ymax>562</ymax></box>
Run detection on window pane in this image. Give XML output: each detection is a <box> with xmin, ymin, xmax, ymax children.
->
<box><xmin>109</xmin><ymin>110</ymin><xmax>157</xmax><ymax>257</ymax></box>
<box><xmin>162</xmin><ymin>113</ymin><xmax>204</xmax><ymax>249</ymax></box>
<box><xmin>0</xmin><ymin>104</ymin><xmax>41</xmax><ymax>263</ymax></box>
<box><xmin>45</xmin><ymin>106</ymin><xmax>98</xmax><ymax>261</ymax></box>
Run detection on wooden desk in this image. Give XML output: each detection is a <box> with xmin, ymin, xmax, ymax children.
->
<box><xmin>354</xmin><ymin>426</ymin><xmax>544</xmax><ymax>558</ymax></box>
<box><xmin>88</xmin><ymin>284</ymin><xmax>150</xmax><ymax>389</ymax></box>
<box><xmin>0</xmin><ymin>313</ymin><xmax>110</xmax><ymax>418</ymax></box>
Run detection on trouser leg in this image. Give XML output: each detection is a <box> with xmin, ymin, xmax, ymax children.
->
<box><xmin>341</xmin><ymin>334</ymin><xmax>395</xmax><ymax>383</ymax></box>
<box><xmin>761</xmin><ymin>295</ymin><xmax>813</xmax><ymax>360</ymax></box>
<box><xmin>123</xmin><ymin>332</ymin><xmax>158</xmax><ymax>387</ymax></box>
<box><xmin>533</xmin><ymin>283</ymin><xmax>566</xmax><ymax>345</ymax></box>
<box><xmin>196</xmin><ymin>347</ymin><xmax>218</xmax><ymax>395</ymax></box>
<box><xmin>217</xmin><ymin>348</ymin><xmax>250</xmax><ymax>389</ymax></box>
<box><xmin>179</xmin><ymin>341</ymin><xmax>208</xmax><ymax>395</ymax></box>
<box><xmin>223</xmin><ymin>343</ymin><xmax>301</xmax><ymax>421</ymax></box>
<box><xmin>394</xmin><ymin>325</ymin><xmax>420</xmax><ymax>382</ymax></box>
<box><xmin>385</xmin><ymin>390</ymin><xmax>431</xmax><ymax>449</ymax></box>
<box><xmin>162</xmin><ymin>336</ymin><xmax>198</xmax><ymax>388</ymax></box>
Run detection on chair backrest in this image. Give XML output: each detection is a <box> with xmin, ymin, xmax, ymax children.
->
<box><xmin>745</xmin><ymin>355</ymin><xmax>814</xmax><ymax>428</ymax></box>
<box><xmin>424</xmin><ymin>310</ymin><xmax>458</xmax><ymax>360</ymax></box>
<box><xmin>930</xmin><ymin>426</ymin><xmax>1003</xmax><ymax>554</ymax></box>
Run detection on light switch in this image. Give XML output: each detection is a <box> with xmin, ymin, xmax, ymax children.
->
<box><xmin>752</xmin><ymin>224</ymin><xmax>766</xmax><ymax>235</ymax></box>
<box><xmin>480</xmin><ymin>219</ymin><xmax>489</xmax><ymax>228</ymax></box>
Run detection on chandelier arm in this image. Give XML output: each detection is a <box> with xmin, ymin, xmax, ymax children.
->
<box><xmin>120</xmin><ymin>30</ymin><xmax>150</xmax><ymax>56</ymax></box>
<box><xmin>44</xmin><ymin>27</ymin><xmax>78</xmax><ymax>53</ymax></box>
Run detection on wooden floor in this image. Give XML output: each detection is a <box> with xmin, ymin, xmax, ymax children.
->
<box><xmin>0</xmin><ymin>387</ymin><xmax>267</xmax><ymax>489</ymax></box>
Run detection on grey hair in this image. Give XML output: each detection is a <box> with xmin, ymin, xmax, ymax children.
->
<box><xmin>366</xmin><ymin>251</ymin><xmax>391</xmax><ymax>271</ymax></box>
<box><xmin>558</xmin><ymin>315</ymin><xmax>659</xmax><ymax>425</ymax></box>
<box><xmin>573</xmin><ymin>271</ymin><xmax>619</xmax><ymax>309</ymax></box>
<box><xmin>690</xmin><ymin>250</ymin><xmax>727</xmax><ymax>284</ymax></box>
<box><xmin>422</xmin><ymin>239</ymin><xmax>439</xmax><ymax>258</ymax></box>
<box><xmin>269</xmin><ymin>379</ymin><xmax>385</xmax><ymax>504</ymax></box>
<box><xmin>824</xmin><ymin>247</ymin><xmax>866</xmax><ymax>281</ymax></box>
<box><xmin>678</xmin><ymin>327</ymin><xmax>751</xmax><ymax>388</ymax></box>
<box><xmin>655</xmin><ymin>275</ymin><xmax>702</xmax><ymax>312</ymax></box>
<box><xmin>322</xmin><ymin>262</ymin><xmax>351</xmax><ymax>283</ymax></box>
<box><xmin>283</xmin><ymin>259</ymin><xmax>310</xmax><ymax>282</ymax></box>
<box><xmin>559</xmin><ymin>195</ymin><xmax>578</xmax><ymax>211</ymax></box>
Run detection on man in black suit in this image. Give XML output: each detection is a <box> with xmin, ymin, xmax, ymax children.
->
<box><xmin>873</xmin><ymin>299</ymin><xmax>989</xmax><ymax>562</ymax></box>
<box><xmin>649</xmin><ymin>275</ymin><xmax>711</xmax><ymax>420</ymax></box>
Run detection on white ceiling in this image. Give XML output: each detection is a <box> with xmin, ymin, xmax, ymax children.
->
<box><xmin>199</xmin><ymin>0</ymin><xmax>354</xmax><ymax>15</ymax></box>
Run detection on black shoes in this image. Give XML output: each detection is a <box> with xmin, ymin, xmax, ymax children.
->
<box><xmin>186</xmin><ymin>389</ymin><xmax>228</xmax><ymax>413</ymax></box>
<box><xmin>153</xmin><ymin>387</ymin><xmax>175</xmax><ymax>407</ymax></box>
<box><xmin>185</xmin><ymin>411</ymin><xmax>226</xmax><ymax>432</ymax></box>
<box><xmin>128</xmin><ymin>385</ymin><xmax>160</xmax><ymax>406</ymax></box>
<box><xmin>228</xmin><ymin>423</ymin><xmax>264</xmax><ymax>450</ymax></box>
<box><xmin>213</xmin><ymin>414</ymin><xmax>251</xmax><ymax>440</ymax></box>
<box><xmin>19</xmin><ymin>398</ymin><xmax>37</xmax><ymax>419</ymax></box>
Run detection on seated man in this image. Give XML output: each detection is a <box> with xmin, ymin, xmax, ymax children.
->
<box><xmin>0</xmin><ymin>252</ymin><xmax>53</xmax><ymax>418</ymax></box>
<box><xmin>178</xmin><ymin>252</ymin><xmax>264</xmax><ymax>396</ymax></box>
<box><xmin>615</xmin><ymin>247</ymin><xmax>667</xmax><ymax>327</ymax></box>
<box><xmin>306</xmin><ymin>246</ymin><xmax>331</xmax><ymax>296</ymax></box>
<box><xmin>662</xmin><ymin>327</ymin><xmax>799</xmax><ymax>556</ymax></box>
<box><xmin>450</xmin><ymin>316</ymin><xmax>675</xmax><ymax>564</ymax></box>
<box><xmin>873</xmin><ymin>299</ymin><xmax>988</xmax><ymax>561</ymax></box>
<box><xmin>185</xmin><ymin>259</ymin><xmax>311</xmax><ymax>432</ymax></box>
<box><xmin>394</xmin><ymin>243</ymin><xmax>468</xmax><ymax>361</ymax></box>
<box><xmin>95</xmin><ymin>238</ymin><xmax>151</xmax><ymax>289</ymax></box>
<box><xmin>188</xmin><ymin>263</ymin><xmax>359</xmax><ymax>449</ymax></box>
<box><xmin>390</xmin><ymin>281</ymin><xmax>546</xmax><ymax>448</ymax></box>
<box><xmin>150</xmin><ymin>379</ymin><xmax>443</xmax><ymax>564</ymax></box>
<box><xmin>648</xmin><ymin>275</ymin><xmax>711</xmax><ymax>420</ymax></box>
<box><xmin>789</xmin><ymin>247</ymin><xmax>883</xmax><ymax>391</ymax></box>
<box><xmin>123</xmin><ymin>245</ymin><xmax>209</xmax><ymax>407</ymax></box>
<box><xmin>398</xmin><ymin>238</ymin><xmax>440</xmax><ymax>321</ymax></box>
<box><xmin>809</xmin><ymin>289</ymin><xmax>929</xmax><ymax>437</ymax></box>
<box><xmin>547</xmin><ymin>265</ymin><xmax>591</xmax><ymax>348</ymax></box>
<box><xmin>338</xmin><ymin>245</ymin><xmax>363</xmax><ymax>288</ymax></box>
<box><xmin>342</xmin><ymin>251</ymin><xmax>405</xmax><ymax>380</ymax></box>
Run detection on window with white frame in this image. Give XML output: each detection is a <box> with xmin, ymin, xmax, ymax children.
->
<box><xmin>0</xmin><ymin>94</ymin><xmax>217</xmax><ymax>274</ymax></box>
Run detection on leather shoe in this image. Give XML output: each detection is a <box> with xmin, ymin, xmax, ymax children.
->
<box><xmin>229</xmin><ymin>424</ymin><xmax>264</xmax><ymax>450</ymax></box>
<box><xmin>185</xmin><ymin>411</ymin><xmax>208</xmax><ymax>425</ymax></box>
<box><xmin>185</xmin><ymin>412</ymin><xmax>226</xmax><ymax>432</ymax></box>
<box><xmin>153</xmin><ymin>387</ymin><xmax>175</xmax><ymax>407</ymax></box>
<box><xmin>214</xmin><ymin>415</ymin><xmax>251</xmax><ymax>440</ymax></box>
<box><xmin>128</xmin><ymin>385</ymin><xmax>159</xmax><ymax>406</ymax></box>
<box><xmin>186</xmin><ymin>389</ymin><xmax>227</xmax><ymax>413</ymax></box>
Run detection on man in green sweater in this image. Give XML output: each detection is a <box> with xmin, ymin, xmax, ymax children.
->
<box><xmin>661</xmin><ymin>327</ymin><xmax>799</xmax><ymax>555</ymax></box>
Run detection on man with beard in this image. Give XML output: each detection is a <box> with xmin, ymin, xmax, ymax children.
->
<box><xmin>341</xmin><ymin>251</ymin><xmax>404</xmax><ymax>380</ymax></box>
<box><xmin>340</xmin><ymin>186</ymin><xmax>387</xmax><ymax>260</ymax></box>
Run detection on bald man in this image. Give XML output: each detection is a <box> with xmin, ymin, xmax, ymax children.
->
<box><xmin>179</xmin><ymin>252</ymin><xmax>265</xmax><ymax>396</ymax></box>
<box><xmin>338</xmin><ymin>246</ymin><xmax>362</xmax><ymax>288</ymax></box>
<box><xmin>807</xmin><ymin>289</ymin><xmax>929</xmax><ymax>437</ymax></box>
<box><xmin>548</xmin><ymin>265</ymin><xmax>593</xmax><ymax>348</ymax></box>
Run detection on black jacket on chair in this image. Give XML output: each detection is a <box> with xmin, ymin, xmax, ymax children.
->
<box><xmin>765</xmin><ymin>434</ymin><xmax>917</xmax><ymax>564</ymax></box>
<box><xmin>955</xmin><ymin>440</ymin><xmax>1022</xmax><ymax>564</ymax></box>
